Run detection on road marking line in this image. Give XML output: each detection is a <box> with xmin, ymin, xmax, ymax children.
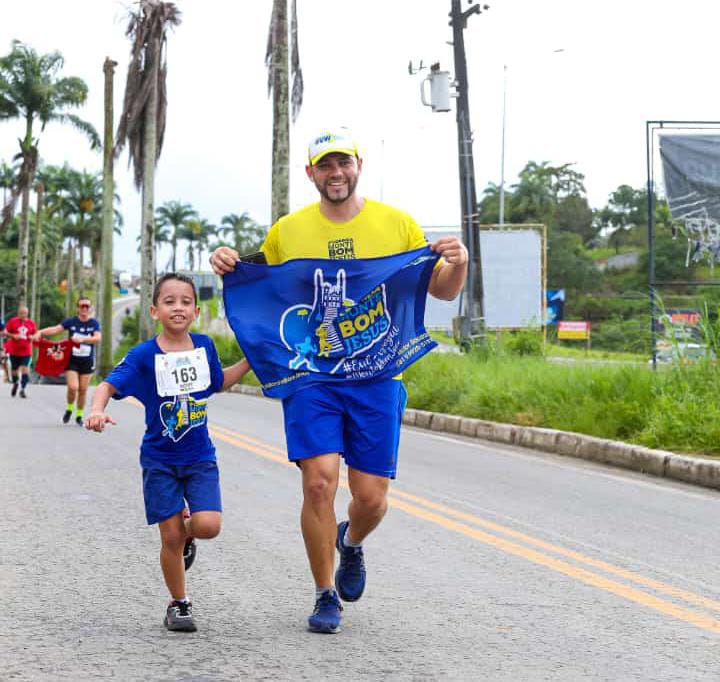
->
<box><xmin>387</xmin><ymin>495</ymin><xmax>720</xmax><ymax>634</ymax></box>
<box><xmin>389</xmin><ymin>487</ymin><xmax>720</xmax><ymax>614</ymax></box>
<box><xmin>208</xmin><ymin>420</ymin><xmax>720</xmax><ymax>631</ymax></box>
<box><xmin>117</xmin><ymin>399</ymin><xmax>720</xmax><ymax>634</ymax></box>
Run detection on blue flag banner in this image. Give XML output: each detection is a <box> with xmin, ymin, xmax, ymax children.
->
<box><xmin>222</xmin><ymin>246</ymin><xmax>440</xmax><ymax>399</ymax></box>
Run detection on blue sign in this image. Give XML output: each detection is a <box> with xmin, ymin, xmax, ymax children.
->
<box><xmin>223</xmin><ymin>247</ymin><xmax>440</xmax><ymax>398</ymax></box>
<box><xmin>546</xmin><ymin>289</ymin><xmax>565</xmax><ymax>325</ymax></box>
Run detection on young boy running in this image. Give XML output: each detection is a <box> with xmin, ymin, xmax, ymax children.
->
<box><xmin>86</xmin><ymin>273</ymin><xmax>249</xmax><ymax>632</ymax></box>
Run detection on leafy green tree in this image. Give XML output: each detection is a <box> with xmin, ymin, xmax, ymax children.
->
<box><xmin>155</xmin><ymin>200</ymin><xmax>198</xmax><ymax>271</ymax></box>
<box><xmin>218</xmin><ymin>212</ymin><xmax>266</xmax><ymax>255</ymax></box>
<box><xmin>596</xmin><ymin>185</ymin><xmax>648</xmax><ymax>253</ymax></box>
<box><xmin>0</xmin><ymin>40</ymin><xmax>99</xmax><ymax>305</ymax></box>
<box><xmin>555</xmin><ymin>194</ymin><xmax>597</xmax><ymax>246</ymax></box>
<box><xmin>508</xmin><ymin>161</ymin><xmax>586</xmax><ymax>225</ymax></box>
<box><xmin>179</xmin><ymin>218</ymin><xmax>215</xmax><ymax>271</ymax></box>
<box><xmin>0</xmin><ymin>160</ymin><xmax>17</xmax><ymax>206</ymax></box>
<box><xmin>547</xmin><ymin>230</ymin><xmax>599</xmax><ymax>296</ymax></box>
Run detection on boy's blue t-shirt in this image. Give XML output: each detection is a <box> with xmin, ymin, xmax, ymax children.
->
<box><xmin>107</xmin><ymin>333</ymin><xmax>224</xmax><ymax>466</ymax></box>
<box><xmin>62</xmin><ymin>316</ymin><xmax>101</xmax><ymax>362</ymax></box>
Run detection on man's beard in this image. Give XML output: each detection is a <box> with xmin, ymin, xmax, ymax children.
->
<box><xmin>316</xmin><ymin>175</ymin><xmax>358</xmax><ymax>204</ymax></box>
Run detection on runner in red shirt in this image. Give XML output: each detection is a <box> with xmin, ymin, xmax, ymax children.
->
<box><xmin>5</xmin><ymin>306</ymin><xmax>37</xmax><ymax>398</ymax></box>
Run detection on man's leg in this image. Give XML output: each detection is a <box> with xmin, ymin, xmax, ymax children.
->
<box><xmin>9</xmin><ymin>357</ymin><xmax>19</xmax><ymax>396</ymax></box>
<box><xmin>299</xmin><ymin>453</ymin><xmax>341</xmax><ymax>588</ymax></box>
<box><xmin>346</xmin><ymin>468</ymin><xmax>390</xmax><ymax>545</ymax></box>
<box><xmin>300</xmin><ymin>454</ymin><xmax>345</xmax><ymax>633</ymax></box>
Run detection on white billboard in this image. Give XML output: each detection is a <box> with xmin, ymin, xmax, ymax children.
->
<box><xmin>479</xmin><ymin>228</ymin><xmax>543</xmax><ymax>329</ymax></box>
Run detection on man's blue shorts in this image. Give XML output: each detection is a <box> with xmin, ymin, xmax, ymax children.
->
<box><xmin>281</xmin><ymin>379</ymin><xmax>408</xmax><ymax>479</ymax></box>
<box><xmin>142</xmin><ymin>460</ymin><xmax>222</xmax><ymax>525</ymax></box>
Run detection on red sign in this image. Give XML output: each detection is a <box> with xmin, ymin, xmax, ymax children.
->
<box><xmin>558</xmin><ymin>321</ymin><xmax>590</xmax><ymax>340</ymax></box>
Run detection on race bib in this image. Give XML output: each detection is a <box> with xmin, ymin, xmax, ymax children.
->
<box><xmin>155</xmin><ymin>347</ymin><xmax>211</xmax><ymax>397</ymax></box>
<box><xmin>72</xmin><ymin>344</ymin><xmax>92</xmax><ymax>358</ymax></box>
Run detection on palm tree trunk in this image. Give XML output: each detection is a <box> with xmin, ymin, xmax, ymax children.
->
<box><xmin>16</xmin><ymin>183</ymin><xmax>31</xmax><ymax>307</ymax></box>
<box><xmin>270</xmin><ymin>0</ymin><xmax>290</xmax><ymax>224</ymax></box>
<box><xmin>30</xmin><ymin>183</ymin><xmax>44</xmax><ymax>322</ymax></box>
<box><xmin>171</xmin><ymin>233</ymin><xmax>177</xmax><ymax>272</ymax></box>
<box><xmin>65</xmin><ymin>239</ymin><xmax>75</xmax><ymax>316</ymax></box>
<box><xmin>99</xmin><ymin>57</ymin><xmax>117</xmax><ymax>375</ymax></box>
<box><xmin>139</xmin><ymin>38</ymin><xmax>160</xmax><ymax>342</ymax></box>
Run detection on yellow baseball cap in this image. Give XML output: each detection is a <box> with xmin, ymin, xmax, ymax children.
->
<box><xmin>307</xmin><ymin>127</ymin><xmax>359</xmax><ymax>166</ymax></box>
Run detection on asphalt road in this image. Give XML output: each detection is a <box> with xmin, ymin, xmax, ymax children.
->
<box><xmin>3</xmin><ymin>385</ymin><xmax>720</xmax><ymax>681</ymax></box>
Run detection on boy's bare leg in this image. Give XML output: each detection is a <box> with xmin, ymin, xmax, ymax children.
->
<box><xmin>186</xmin><ymin>511</ymin><xmax>222</xmax><ymax>540</ymax></box>
<box><xmin>158</xmin><ymin>513</ymin><xmax>187</xmax><ymax>600</ymax></box>
<box><xmin>299</xmin><ymin>454</ymin><xmax>340</xmax><ymax>587</ymax></box>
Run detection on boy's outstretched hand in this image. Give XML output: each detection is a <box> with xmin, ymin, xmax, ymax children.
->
<box><xmin>85</xmin><ymin>412</ymin><xmax>117</xmax><ymax>432</ymax></box>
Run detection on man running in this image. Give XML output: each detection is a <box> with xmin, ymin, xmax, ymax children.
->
<box><xmin>35</xmin><ymin>297</ymin><xmax>101</xmax><ymax>425</ymax></box>
<box><xmin>4</xmin><ymin>306</ymin><xmax>37</xmax><ymax>398</ymax></box>
<box><xmin>210</xmin><ymin>128</ymin><xmax>468</xmax><ymax>633</ymax></box>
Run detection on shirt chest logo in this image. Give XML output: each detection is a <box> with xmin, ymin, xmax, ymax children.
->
<box><xmin>328</xmin><ymin>238</ymin><xmax>355</xmax><ymax>259</ymax></box>
<box><xmin>158</xmin><ymin>395</ymin><xmax>208</xmax><ymax>443</ymax></box>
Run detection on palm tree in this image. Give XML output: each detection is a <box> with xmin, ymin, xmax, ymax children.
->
<box><xmin>219</xmin><ymin>212</ymin><xmax>266</xmax><ymax>255</ymax></box>
<box><xmin>115</xmin><ymin>1</ymin><xmax>181</xmax><ymax>341</ymax></box>
<box><xmin>179</xmin><ymin>218</ymin><xmax>214</xmax><ymax>271</ymax></box>
<box><xmin>155</xmin><ymin>200</ymin><xmax>198</xmax><ymax>271</ymax></box>
<box><xmin>266</xmin><ymin>0</ymin><xmax>303</xmax><ymax>223</ymax></box>
<box><xmin>40</xmin><ymin>165</ymin><xmax>121</xmax><ymax>313</ymax></box>
<box><xmin>0</xmin><ymin>40</ymin><xmax>99</xmax><ymax>306</ymax></box>
<box><xmin>0</xmin><ymin>161</ymin><xmax>17</xmax><ymax>207</ymax></box>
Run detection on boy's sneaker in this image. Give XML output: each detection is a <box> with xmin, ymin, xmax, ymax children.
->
<box><xmin>164</xmin><ymin>600</ymin><xmax>197</xmax><ymax>632</ymax></box>
<box><xmin>308</xmin><ymin>589</ymin><xmax>342</xmax><ymax>633</ymax></box>
<box><xmin>335</xmin><ymin>520</ymin><xmax>366</xmax><ymax>602</ymax></box>
<box><xmin>62</xmin><ymin>410</ymin><xmax>72</xmax><ymax>424</ymax></box>
<box><xmin>183</xmin><ymin>537</ymin><xmax>197</xmax><ymax>571</ymax></box>
<box><xmin>11</xmin><ymin>383</ymin><xmax>18</xmax><ymax>397</ymax></box>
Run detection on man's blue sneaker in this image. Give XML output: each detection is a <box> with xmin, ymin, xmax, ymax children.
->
<box><xmin>335</xmin><ymin>520</ymin><xmax>366</xmax><ymax>602</ymax></box>
<box><xmin>308</xmin><ymin>589</ymin><xmax>343</xmax><ymax>633</ymax></box>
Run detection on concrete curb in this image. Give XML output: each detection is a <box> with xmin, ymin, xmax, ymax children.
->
<box><xmin>229</xmin><ymin>384</ymin><xmax>720</xmax><ymax>492</ymax></box>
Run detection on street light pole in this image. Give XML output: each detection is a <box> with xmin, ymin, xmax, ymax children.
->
<box><xmin>499</xmin><ymin>64</ymin><xmax>507</xmax><ymax>226</ymax></box>
<box><xmin>449</xmin><ymin>0</ymin><xmax>487</xmax><ymax>334</ymax></box>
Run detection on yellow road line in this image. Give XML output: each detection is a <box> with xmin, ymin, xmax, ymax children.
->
<box><xmin>388</xmin><ymin>495</ymin><xmax>720</xmax><ymax>635</ymax></box>
<box><xmin>208</xmin><ymin>420</ymin><xmax>720</xmax><ymax>634</ymax></box>
<box><xmin>118</xmin><ymin>397</ymin><xmax>720</xmax><ymax>634</ymax></box>
<box><xmin>389</xmin><ymin>487</ymin><xmax>720</xmax><ymax>614</ymax></box>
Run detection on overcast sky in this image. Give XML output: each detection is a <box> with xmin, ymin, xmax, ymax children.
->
<box><xmin>2</xmin><ymin>0</ymin><xmax>720</xmax><ymax>273</ymax></box>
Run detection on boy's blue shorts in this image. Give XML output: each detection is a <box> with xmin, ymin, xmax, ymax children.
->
<box><xmin>281</xmin><ymin>379</ymin><xmax>408</xmax><ymax>479</ymax></box>
<box><xmin>142</xmin><ymin>459</ymin><xmax>222</xmax><ymax>525</ymax></box>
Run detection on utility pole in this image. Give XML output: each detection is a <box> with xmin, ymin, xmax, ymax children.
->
<box><xmin>449</xmin><ymin>0</ymin><xmax>487</xmax><ymax>339</ymax></box>
<box><xmin>99</xmin><ymin>57</ymin><xmax>117</xmax><ymax>377</ymax></box>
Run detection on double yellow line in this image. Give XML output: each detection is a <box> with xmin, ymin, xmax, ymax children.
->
<box><xmin>209</xmin><ymin>421</ymin><xmax>720</xmax><ymax>635</ymax></box>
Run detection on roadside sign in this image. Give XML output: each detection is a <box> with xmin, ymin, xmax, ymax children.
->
<box><xmin>558</xmin><ymin>321</ymin><xmax>590</xmax><ymax>340</ymax></box>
